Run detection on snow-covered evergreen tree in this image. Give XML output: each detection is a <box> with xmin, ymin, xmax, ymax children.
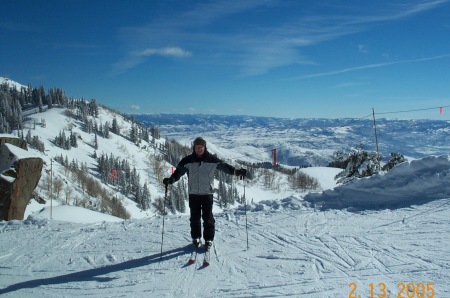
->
<box><xmin>334</xmin><ymin>148</ymin><xmax>380</xmax><ymax>184</ymax></box>
<box><xmin>382</xmin><ymin>153</ymin><xmax>407</xmax><ymax>171</ymax></box>
<box><xmin>111</xmin><ymin>117</ymin><xmax>120</xmax><ymax>135</ymax></box>
<box><xmin>141</xmin><ymin>182</ymin><xmax>151</xmax><ymax>210</ymax></box>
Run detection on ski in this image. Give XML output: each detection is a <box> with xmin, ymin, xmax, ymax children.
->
<box><xmin>200</xmin><ymin>241</ymin><xmax>212</xmax><ymax>268</ymax></box>
<box><xmin>184</xmin><ymin>239</ymin><xmax>201</xmax><ymax>267</ymax></box>
<box><xmin>203</xmin><ymin>251</ymin><xmax>211</xmax><ymax>264</ymax></box>
<box><xmin>198</xmin><ymin>262</ymin><xmax>209</xmax><ymax>270</ymax></box>
<box><xmin>187</xmin><ymin>250</ymin><xmax>197</xmax><ymax>265</ymax></box>
<box><xmin>198</xmin><ymin>254</ymin><xmax>210</xmax><ymax>269</ymax></box>
<box><xmin>183</xmin><ymin>240</ymin><xmax>213</xmax><ymax>269</ymax></box>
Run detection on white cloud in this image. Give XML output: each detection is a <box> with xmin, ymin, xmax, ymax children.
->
<box><xmin>113</xmin><ymin>1</ymin><xmax>449</xmax><ymax>76</ymax></box>
<box><xmin>134</xmin><ymin>47</ymin><xmax>192</xmax><ymax>58</ymax></box>
<box><xmin>291</xmin><ymin>54</ymin><xmax>450</xmax><ymax>80</ymax></box>
<box><xmin>111</xmin><ymin>47</ymin><xmax>192</xmax><ymax>75</ymax></box>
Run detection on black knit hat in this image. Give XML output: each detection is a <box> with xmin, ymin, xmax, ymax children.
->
<box><xmin>193</xmin><ymin>137</ymin><xmax>206</xmax><ymax>147</ymax></box>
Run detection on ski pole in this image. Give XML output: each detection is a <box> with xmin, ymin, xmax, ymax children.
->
<box><xmin>160</xmin><ymin>185</ymin><xmax>168</xmax><ymax>260</ymax></box>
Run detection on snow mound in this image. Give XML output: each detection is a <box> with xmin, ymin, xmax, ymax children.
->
<box><xmin>233</xmin><ymin>196</ymin><xmax>307</xmax><ymax>213</ymax></box>
<box><xmin>304</xmin><ymin>155</ymin><xmax>450</xmax><ymax>210</ymax></box>
<box><xmin>31</xmin><ymin>205</ymin><xmax>123</xmax><ymax>224</ymax></box>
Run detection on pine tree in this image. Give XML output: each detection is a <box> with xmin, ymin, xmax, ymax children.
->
<box><xmin>93</xmin><ymin>132</ymin><xmax>98</xmax><ymax>149</ymax></box>
<box><xmin>103</xmin><ymin>121</ymin><xmax>110</xmax><ymax>138</ymax></box>
<box><xmin>150</xmin><ymin>125</ymin><xmax>160</xmax><ymax>139</ymax></box>
<box><xmin>130</xmin><ymin>125</ymin><xmax>138</xmax><ymax>144</ymax></box>
<box><xmin>31</xmin><ymin>136</ymin><xmax>45</xmax><ymax>152</ymax></box>
<box><xmin>382</xmin><ymin>153</ymin><xmax>406</xmax><ymax>171</ymax></box>
<box><xmin>135</xmin><ymin>184</ymin><xmax>142</xmax><ymax>207</ymax></box>
<box><xmin>89</xmin><ymin>99</ymin><xmax>99</xmax><ymax>117</ymax></box>
<box><xmin>47</xmin><ymin>91</ymin><xmax>53</xmax><ymax>109</ymax></box>
<box><xmin>26</xmin><ymin>129</ymin><xmax>32</xmax><ymax>144</ymax></box>
<box><xmin>141</xmin><ymin>182</ymin><xmax>151</xmax><ymax>210</ymax></box>
<box><xmin>172</xmin><ymin>181</ymin><xmax>186</xmax><ymax>213</ymax></box>
<box><xmin>70</xmin><ymin>131</ymin><xmax>78</xmax><ymax>148</ymax></box>
<box><xmin>38</xmin><ymin>86</ymin><xmax>45</xmax><ymax>111</ymax></box>
<box><xmin>111</xmin><ymin>117</ymin><xmax>120</xmax><ymax>135</ymax></box>
<box><xmin>334</xmin><ymin>148</ymin><xmax>381</xmax><ymax>184</ymax></box>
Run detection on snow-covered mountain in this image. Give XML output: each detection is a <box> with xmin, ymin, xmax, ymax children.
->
<box><xmin>19</xmin><ymin>106</ymin><xmax>171</xmax><ymax>220</ymax></box>
<box><xmin>135</xmin><ymin>113</ymin><xmax>450</xmax><ymax>166</ymax></box>
<box><xmin>0</xmin><ymin>78</ymin><xmax>449</xmax><ymax>296</ymax></box>
<box><xmin>0</xmin><ymin>76</ymin><xmax>26</xmax><ymax>90</ymax></box>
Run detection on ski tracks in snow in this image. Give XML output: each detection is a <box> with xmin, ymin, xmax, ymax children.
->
<box><xmin>214</xmin><ymin>203</ymin><xmax>450</xmax><ymax>297</ymax></box>
<box><xmin>0</xmin><ymin>200</ymin><xmax>449</xmax><ymax>297</ymax></box>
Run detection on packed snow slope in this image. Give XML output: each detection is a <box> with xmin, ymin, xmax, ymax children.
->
<box><xmin>304</xmin><ymin>155</ymin><xmax>450</xmax><ymax>210</ymax></box>
<box><xmin>1</xmin><ymin>155</ymin><xmax>449</xmax><ymax>297</ymax></box>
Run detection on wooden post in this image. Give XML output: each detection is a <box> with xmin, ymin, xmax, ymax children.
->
<box><xmin>50</xmin><ymin>159</ymin><xmax>53</xmax><ymax>219</ymax></box>
<box><xmin>372</xmin><ymin>108</ymin><xmax>381</xmax><ymax>171</ymax></box>
<box><xmin>272</xmin><ymin>149</ymin><xmax>277</xmax><ymax>170</ymax></box>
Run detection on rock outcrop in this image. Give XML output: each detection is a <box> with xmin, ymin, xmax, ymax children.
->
<box><xmin>0</xmin><ymin>136</ymin><xmax>43</xmax><ymax>220</ymax></box>
<box><xmin>0</xmin><ymin>136</ymin><xmax>28</xmax><ymax>150</ymax></box>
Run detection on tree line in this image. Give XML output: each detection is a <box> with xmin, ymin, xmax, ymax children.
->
<box><xmin>1</xmin><ymin>82</ymin><xmax>68</xmax><ymax>133</ymax></box>
<box><xmin>97</xmin><ymin>152</ymin><xmax>151</xmax><ymax>210</ymax></box>
<box><xmin>52</xmin><ymin>154</ymin><xmax>130</xmax><ymax>219</ymax></box>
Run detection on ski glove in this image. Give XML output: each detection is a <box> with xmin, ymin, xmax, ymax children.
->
<box><xmin>163</xmin><ymin>177</ymin><xmax>174</xmax><ymax>186</ymax></box>
<box><xmin>236</xmin><ymin>168</ymin><xmax>247</xmax><ymax>177</ymax></box>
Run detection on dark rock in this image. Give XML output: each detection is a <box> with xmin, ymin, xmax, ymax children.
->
<box><xmin>0</xmin><ymin>137</ymin><xmax>43</xmax><ymax>221</ymax></box>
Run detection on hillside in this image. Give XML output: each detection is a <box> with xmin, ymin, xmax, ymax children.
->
<box><xmin>16</xmin><ymin>105</ymin><xmax>311</xmax><ymax>221</ymax></box>
<box><xmin>0</xmin><ymin>77</ymin><xmax>26</xmax><ymax>90</ymax></box>
<box><xmin>19</xmin><ymin>106</ymin><xmax>168</xmax><ymax>219</ymax></box>
<box><xmin>1</xmin><ymin>74</ymin><xmax>346</xmax><ymax>222</ymax></box>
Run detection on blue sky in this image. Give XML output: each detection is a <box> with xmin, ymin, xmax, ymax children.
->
<box><xmin>1</xmin><ymin>0</ymin><xmax>450</xmax><ymax>119</ymax></box>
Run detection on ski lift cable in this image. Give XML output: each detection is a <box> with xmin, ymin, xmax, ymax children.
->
<box><xmin>374</xmin><ymin>104</ymin><xmax>450</xmax><ymax>115</ymax></box>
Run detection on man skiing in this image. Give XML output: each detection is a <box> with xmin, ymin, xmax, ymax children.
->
<box><xmin>163</xmin><ymin>137</ymin><xmax>247</xmax><ymax>262</ymax></box>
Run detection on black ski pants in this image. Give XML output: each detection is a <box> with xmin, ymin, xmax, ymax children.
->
<box><xmin>189</xmin><ymin>194</ymin><xmax>215</xmax><ymax>241</ymax></box>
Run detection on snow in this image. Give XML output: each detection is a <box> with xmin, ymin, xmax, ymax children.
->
<box><xmin>305</xmin><ymin>155</ymin><xmax>450</xmax><ymax>210</ymax></box>
<box><xmin>0</xmin><ymin>95</ymin><xmax>448</xmax><ymax>296</ymax></box>
<box><xmin>0</xmin><ymin>77</ymin><xmax>26</xmax><ymax>90</ymax></box>
<box><xmin>3</xmin><ymin>142</ymin><xmax>40</xmax><ymax>160</ymax></box>
<box><xmin>20</xmin><ymin>107</ymin><xmax>168</xmax><ymax>220</ymax></box>
<box><xmin>1</xmin><ymin>155</ymin><xmax>449</xmax><ymax>297</ymax></box>
<box><xmin>0</xmin><ymin>143</ymin><xmax>18</xmax><ymax>171</ymax></box>
<box><xmin>0</xmin><ymin>141</ymin><xmax>38</xmax><ymax>183</ymax></box>
<box><xmin>299</xmin><ymin>166</ymin><xmax>341</xmax><ymax>191</ymax></box>
<box><xmin>34</xmin><ymin>205</ymin><xmax>123</xmax><ymax>224</ymax></box>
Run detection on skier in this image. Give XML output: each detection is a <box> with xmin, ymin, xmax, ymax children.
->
<box><xmin>163</xmin><ymin>137</ymin><xmax>247</xmax><ymax>256</ymax></box>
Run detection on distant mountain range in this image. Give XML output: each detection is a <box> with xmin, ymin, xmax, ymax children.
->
<box><xmin>135</xmin><ymin>113</ymin><xmax>450</xmax><ymax>166</ymax></box>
